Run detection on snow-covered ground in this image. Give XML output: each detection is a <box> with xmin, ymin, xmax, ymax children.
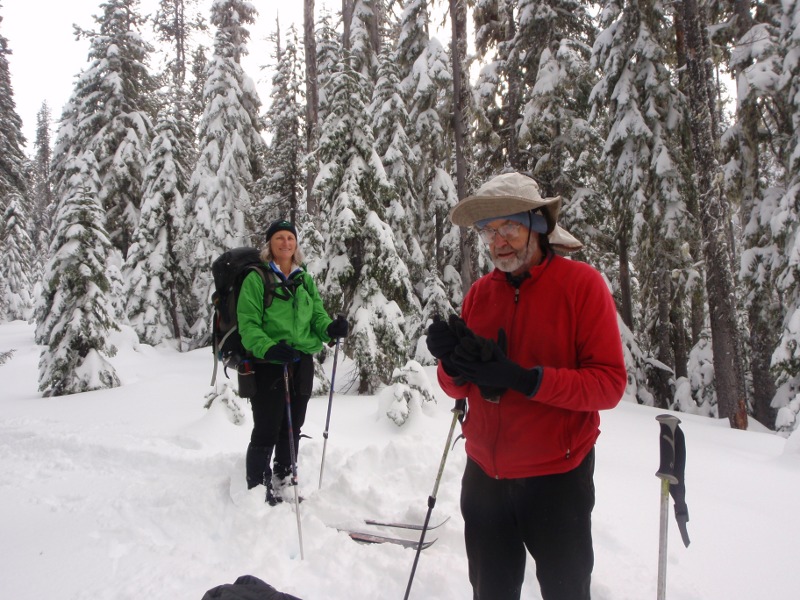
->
<box><xmin>1</xmin><ymin>319</ymin><xmax>798</xmax><ymax>599</ymax></box>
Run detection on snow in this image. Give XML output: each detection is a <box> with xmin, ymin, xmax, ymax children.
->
<box><xmin>1</xmin><ymin>319</ymin><xmax>799</xmax><ymax>600</ymax></box>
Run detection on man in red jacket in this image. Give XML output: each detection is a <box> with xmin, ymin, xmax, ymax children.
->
<box><xmin>427</xmin><ymin>172</ymin><xmax>627</xmax><ymax>600</ymax></box>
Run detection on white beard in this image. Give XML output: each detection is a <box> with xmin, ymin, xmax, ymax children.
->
<box><xmin>493</xmin><ymin>242</ymin><xmax>537</xmax><ymax>273</ymax></box>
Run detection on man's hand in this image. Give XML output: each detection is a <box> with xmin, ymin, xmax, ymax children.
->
<box><xmin>425</xmin><ymin>314</ymin><xmax>459</xmax><ymax>359</ymax></box>
<box><xmin>451</xmin><ymin>329</ymin><xmax>542</xmax><ymax>398</ymax></box>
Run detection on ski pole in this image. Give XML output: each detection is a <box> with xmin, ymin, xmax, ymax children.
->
<box><xmin>404</xmin><ymin>398</ymin><xmax>465</xmax><ymax>600</ymax></box>
<box><xmin>319</xmin><ymin>326</ymin><xmax>342</xmax><ymax>489</ymax></box>
<box><xmin>655</xmin><ymin>414</ymin><xmax>690</xmax><ymax>600</ymax></box>
<box><xmin>283</xmin><ymin>362</ymin><xmax>304</xmax><ymax>560</ymax></box>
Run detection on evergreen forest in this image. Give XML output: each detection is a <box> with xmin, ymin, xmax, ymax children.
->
<box><xmin>0</xmin><ymin>0</ymin><xmax>798</xmax><ymax>435</ymax></box>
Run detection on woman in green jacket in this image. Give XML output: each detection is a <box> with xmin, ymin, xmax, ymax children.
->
<box><xmin>237</xmin><ymin>219</ymin><xmax>348</xmax><ymax>505</ymax></box>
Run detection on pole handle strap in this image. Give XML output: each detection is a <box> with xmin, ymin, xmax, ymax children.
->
<box><xmin>655</xmin><ymin>414</ymin><xmax>690</xmax><ymax>548</ymax></box>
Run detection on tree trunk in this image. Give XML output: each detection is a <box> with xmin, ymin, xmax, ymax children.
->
<box><xmin>342</xmin><ymin>0</ymin><xmax>354</xmax><ymax>52</ymax></box>
<box><xmin>730</xmin><ymin>0</ymin><xmax>777</xmax><ymax>428</ymax></box>
<box><xmin>671</xmin><ymin>296</ymin><xmax>688</xmax><ymax>379</ymax></box>
<box><xmin>451</xmin><ymin>0</ymin><xmax>474</xmax><ymax>290</ymax></box>
<box><xmin>680</xmin><ymin>0</ymin><xmax>748</xmax><ymax>429</ymax></box>
<box><xmin>502</xmin><ymin>0</ymin><xmax>521</xmax><ymax>169</ymax></box>
<box><xmin>651</xmin><ymin>263</ymin><xmax>675</xmax><ymax>408</ymax></box>
<box><xmin>749</xmin><ymin>298</ymin><xmax>778</xmax><ymax>427</ymax></box>
<box><xmin>304</xmin><ymin>0</ymin><xmax>319</xmax><ymax>215</ymax></box>
<box><xmin>618</xmin><ymin>234</ymin><xmax>634</xmax><ymax>330</ymax></box>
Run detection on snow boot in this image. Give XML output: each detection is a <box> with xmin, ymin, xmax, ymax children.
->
<box><xmin>272</xmin><ymin>462</ymin><xmax>303</xmax><ymax>503</ymax></box>
<box><xmin>265</xmin><ymin>480</ymin><xmax>283</xmax><ymax>506</ymax></box>
<box><xmin>245</xmin><ymin>444</ymin><xmax>273</xmax><ymax>490</ymax></box>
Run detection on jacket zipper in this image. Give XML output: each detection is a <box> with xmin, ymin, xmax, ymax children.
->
<box><xmin>493</xmin><ymin>278</ymin><xmax>522</xmax><ymax>478</ymax></box>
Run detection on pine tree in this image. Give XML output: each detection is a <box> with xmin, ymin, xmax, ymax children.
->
<box><xmin>0</xmin><ymin>11</ymin><xmax>29</xmax><ymax>239</ymax></box>
<box><xmin>124</xmin><ymin>103</ymin><xmax>191</xmax><ymax>346</ymax></box>
<box><xmin>370</xmin><ymin>48</ymin><xmax>421</xmax><ymax>285</ymax></box>
<box><xmin>716</xmin><ymin>1</ymin><xmax>782</xmax><ymax>429</ymax></box>
<box><xmin>51</xmin><ymin>0</ymin><xmax>157</xmax><ymax>258</ymax></box>
<box><xmin>153</xmin><ymin>0</ymin><xmax>203</xmax><ymax>174</ymax></box>
<box><xmin>154</xmin><ymin>0</ymin><xmax>205</xmax><ymax>88</ymax></box>
<box><xmin>770</xmin><ymin>0</ymin><xmax>800</xmax><ymax>434</ymax></box>
<box><xmin>184</xmin><ymin>0</ymin><xmax>267</xmax><ymax>346</ymax></box>
<box><xmin>188</xmin><ymin>45</ymin><xmax>209</xmax><ymax>127</ymax></box>
<box><xmin>679</xmin><ymin>0</ymin><xmax>748</xmax><ymax>428</ymax></box>
<box><xmin>313</xmin><ymin>49</ymin><xmax>417</xmax><ymax>393</ymax></box>
<box><xmin>303</xmin><ymin>0</ymin><xmax>320</xmax><ymax>216</ymax></box>
<box><xmin>36</xmin><ymin>151</ymin><xmax>120</xmax><ymax>396</ymax></box>
<box><xmin>0</xmin><ymin>12</ymin><xmax>33</xmax><ymax>323</ymax></box>
<box><xmin>471</xmin><ymin>0</ymin><xmax>514</xmax><ymax>177</ymax></box>
<box><xmin>590</xmin><ymin>0</ymin><xmax>697</xmax><ymax>408</ymax></box>
<box><xmin>517</xmin><ymin>2</ymin><xmax>596</xmax><ymax>192</ymax></box>
<box><xmin>395</xmin><ymin>4</ymin><xmax>464</xmax><ymax>311</ymax></box>
<box><xmin>260</xmin><ymin>23</ymin><xmax>305</xmax><ymax>224</ymax></box>
<box><xmin>314</xmin><ymin>14</ymin><xmax>337</xmax><ymax>123</ymax></box>
<box><xmin>0</xmin><ymin>197</ymin><xmax>34</xmax><ymax>322</ymax></box>
<box><xmin>29</xmin><ymin>102</ymin><xmax>56</xmax><ymax>268</ymax></box>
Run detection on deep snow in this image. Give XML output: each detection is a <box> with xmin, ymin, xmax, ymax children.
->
<box><xmin>1</xmin><ymin>319</ymin><xmax>798</xmax><ymax>599</ymax></box>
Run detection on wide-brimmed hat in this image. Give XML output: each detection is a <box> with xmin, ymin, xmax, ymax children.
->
<box><xmin>449</xmin><ymin>172</ymin><xmax>583</xmax><ymax>252</ymax></box>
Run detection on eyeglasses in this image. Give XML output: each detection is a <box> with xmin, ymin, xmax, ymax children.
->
<box><xmin>475</xmin><ymin>221</ymin><xmax>525</xmax><ymax>244</ymax></box>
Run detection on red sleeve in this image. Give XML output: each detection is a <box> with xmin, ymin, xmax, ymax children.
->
<box><xmin>534</xmin><ymin>266</ymin><xmax>627</xmax><ymax>412</ymax></box>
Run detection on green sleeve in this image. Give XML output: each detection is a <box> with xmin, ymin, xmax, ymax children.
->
<box><xmin>305</xmin><ymin>273</ymin><xmax>334</xmax><ymax>343</ymax></box>
<box><xmin>237</xmin><ymin>270</ymin><xmax>275</xmax><ymax>359</ymax></box>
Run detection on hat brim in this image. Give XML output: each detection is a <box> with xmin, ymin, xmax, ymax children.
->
<box><xmin>449</xmin><ymin>194</ymin><xmax>583</xmax><ymax>252</ymax></box>
<box><xmin>549</xmin><ymin>224</ymin><xmax>583</xmax><ymax>252</ymax></box>
<box><xmin>450</xmin><ymin>195</ymin><xmax>561</xmax><ymax>232</ymax></box>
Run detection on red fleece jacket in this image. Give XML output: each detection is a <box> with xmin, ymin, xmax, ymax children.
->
<box><xmin>438</xmin><ymin>254</ymin><xmax>627</xmax><ymax>478</ymax></box>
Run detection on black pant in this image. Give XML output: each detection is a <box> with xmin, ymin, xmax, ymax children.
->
<box><xmin>461</xmin><ymin>449</ymin><xmax>596</xmax><ymax>600</ymax></box>
<box><xmin>250</xmin><ymin>354</ymin><xmax>313</xmax><ymax>468</ymax></box>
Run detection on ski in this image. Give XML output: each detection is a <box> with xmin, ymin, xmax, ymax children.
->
<box><xmin>343</xmin><ymin>530</ymin><xmax>436</xmax><ymax>550</ymax></box>
<box><xmin>364</xmin><ymin>516</ymin><xmax>451</xmax><ymax>531</ymax></box>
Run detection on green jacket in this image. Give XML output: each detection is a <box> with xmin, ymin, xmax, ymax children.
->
<box><xmin>237</xmin><ymin>264</ymin><xmax>332</xmax><ymax>361</ymax></box>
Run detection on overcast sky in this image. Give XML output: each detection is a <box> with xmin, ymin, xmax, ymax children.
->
<box><xmin>2</xmin><ymin>0</ymin><xmax>336</xmax><ymax>151</ymax></box>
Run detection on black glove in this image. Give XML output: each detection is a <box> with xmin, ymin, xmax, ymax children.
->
<box><xmin>327</xmin><ymin>314</ymin><xmax>349</xmax><ymax>339</ymax></box>
<box><xmin>444</xmin><ymin>316</ymin><xmax>506</xmax><ymax>400</ymax></box>
<box><xmin>426</xmin><ymin>314</ymin><xmax>460</xmax><ymax>359</ymax></box>
<box><xmin>451</xmin><ymin>329</ymin><xmax>542</xmax><ymax>398</ymax></box>
<box><xmin>264</xmin><ymin>341</ymin><xmax>298</xmax><ymax>363</ymax></box>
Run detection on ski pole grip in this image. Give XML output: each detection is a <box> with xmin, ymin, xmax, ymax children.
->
<box><xmin>326</xmin><ymin>313</ymin><xmax>348</xmax><ymax>347</ymax></box>
<box><xmin>656</xmin><ymin>414</ymin><xmax>681</xmax><ymax>484</ymax></box>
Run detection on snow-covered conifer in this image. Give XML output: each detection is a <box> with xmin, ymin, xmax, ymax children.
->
<box><xmin>397</xmin><ymin>23</ymin><xmax>463</xmax><ymax>308</ymax></box>
<box><xmin>260</xmin><ymin>23</ymin><xmax>305</xmax><ymax>224</ymax></box>
<box><xmin>29</xmin><ymin>102</ymin><xmax>56</xmax><ymax>267</ymax></box>
<box><xmin>184</xmin><ymin>0</ymin><xmax>267</xmax><ymax>346</ymax></box>
<box><xmin>0</xmin><ymin>15</ymin><xmax>28</xmax><ymax>210</ymax></box>
<box><xmin>382</xmin><ymin>360</ymin><xmax>436</xmax><ymax>426</ymax></box>
<box><xmin>124</xmin><ymin>103</ymin><xmax>191</xmax><ymax>346</ymax></box>
<box><xmin>0</xmin><ymin>198</ymin><xmax>34</xmax><ymax>322</ymax></box>
<box><xmin>370</xmin><ymin>48</ymin><xmax>421</xmax><ymax>284</ymax></box>
<box><xmin>0</xmin><ymin>17</ymin><xmax>33</xmax><ymax>321</ymax></box>
<box><xmin>590</xmin><ymin>0</ymin><xmax>696</xmax><ymax>408</ymax></box>
<box><xmin>314</xmin><ymin>12</ymin><xmax>340</xmax><ymax>126</ymax></box>
<box><xmin>313</xmin><ymin>52</ymin><xmax>417</xmax><ymax>393</ymax></box>
<box><xmin>36</xmin><ymin>152</ymin><xmax>120</xmax><ymax>396</ymax></box>
<box><xmin>51</xmin><ymin>0</ymin><xmax>157</xmax><ymax>257</ymax></box>
<box><xmin>770</xmin><ymin>0</ymin><xmax>800</xmax><ymax>434</ymax></box>
<box><xmin>721</xmin><ymin>6</ymin><xmax>782</xmax><ymax>428</ymax></box>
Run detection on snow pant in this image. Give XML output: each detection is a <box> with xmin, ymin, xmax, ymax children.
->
<box><xmin>245</xmin><ymin>354</ymin><xmax>313</xmax><ymax>488</ymax></box>
<box><xmin>460</xmin><ymin>449</ymin><xmax>596</xmax><ymax>600</ymax></box>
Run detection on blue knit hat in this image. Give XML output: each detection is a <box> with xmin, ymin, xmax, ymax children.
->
<box><xmin>475</xmin><ymin>210</ymin><xmax>548</xmax><ymax>234</ymax></box>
